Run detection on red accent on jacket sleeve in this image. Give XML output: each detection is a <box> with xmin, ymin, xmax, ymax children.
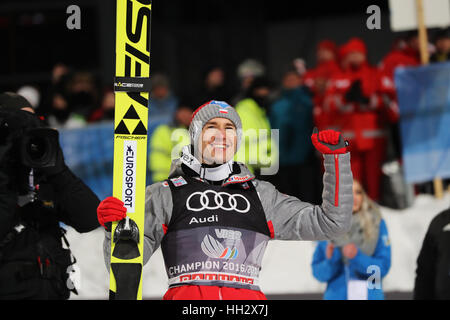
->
<box><xmin>267</xmin><ymin>220</ymin><xmax>275</xmax><ymax>239</ymax></box>
<box><xmin>334</xmin><ymin>155</ymin><xmax>339</xmax><ymax>206</ymax></box>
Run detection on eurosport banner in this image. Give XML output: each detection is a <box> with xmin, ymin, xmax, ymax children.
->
<box><xmin>395</xmin><ymin>61</ymin><xmax>450</xmax><ymax>183</ymax></box>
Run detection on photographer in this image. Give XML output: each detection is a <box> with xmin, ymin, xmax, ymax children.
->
<box><xmin>0</xmin><ymin>92</ymin><xmax>100</xmax><ymax>300</ymax></box>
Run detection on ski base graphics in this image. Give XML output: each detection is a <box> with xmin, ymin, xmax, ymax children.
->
<box><xmin>110</xmin><ymin>0</ymin><xmax>151</xmax><ymax>301</ymax></box>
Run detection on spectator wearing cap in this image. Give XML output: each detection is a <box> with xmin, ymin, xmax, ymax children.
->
<box><xmin>16</xmin><ymin>85</ymin><xmax>41</xmax><ymax>111</ymax></box>
<box><xmin>234</xmin><ymin>76</ymin><xmax>277</xmax><ymax>179</ymax></box>
<box><xmin>232</xmin><ymin>59</ymin><xmax>266</xmax><ymax>105</ymax></box>
<box><xmin>377</xmin><ymin>37</ymin><xmax>420</xmax><ymax>162</ymax></box>
<box><xmin>378</xmin><ymin>34</ymin><xmax>420</xmax><ymax>103</ymax></box>
<box><xmin>303</xmin><ymin>40</ymin><xmax>341</xmax><ymax>131</ymax></box>
<box><xmin>323</xmin><ymin>38</ymin><xmax>392</xmax><ymax>201</ymax></box>
<box><xmin>378</xmin><ymin>36</ymin><xmax>420</xmax><ymax>82</ymax></box>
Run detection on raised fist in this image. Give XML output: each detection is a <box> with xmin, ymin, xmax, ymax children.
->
<box><xmin>311</xmin><ymin>127</ymin><xmax>348</xmax><ymax>154</ymax></box>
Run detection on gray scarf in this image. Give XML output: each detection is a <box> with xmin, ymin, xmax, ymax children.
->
<box><xmin>331</xmin><ymin>209</ymin><xmax>381</xmax><ymax>263</ymax></box>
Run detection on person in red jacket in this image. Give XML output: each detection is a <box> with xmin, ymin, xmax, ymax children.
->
<box><xmin>323</xmin><ymin>38</ymin><xmax>392</xmax><ymax>201</ymax></box>
<box><xmin>303</xmin><ymin>40</ymin><xmax>341</xmax><ymax>130</ymax></box>
<box><xmin>378</xmin><ymin>34</ymin><xmax>419</xmax><ymax>105</ymax></box>
<box><xmin>377</xmin><ymin>36</ymin><xmax>420</xmax><ymax>160</ymax></box>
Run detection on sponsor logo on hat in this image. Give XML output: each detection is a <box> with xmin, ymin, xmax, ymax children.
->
<box><xmin>212</xmin><ymin>100</ymin><xmax>230</xmax><ymax>113</ymax></box>
<box><xmin>211</xmin><ymin>100</ymin><xmax>230</xmax><ymax>108</ymax></box>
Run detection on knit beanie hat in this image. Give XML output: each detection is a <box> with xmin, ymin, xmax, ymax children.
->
<box><xmin>317</xmin><ymin>40</ymin><xmax>338</xmax><ymax>56</ymax></box>
<box><xmin>188</xmin><ymin>100</ymin><xmax>242</xmax><ymax>159</ymax></box>
<box><xmin>339</xmin><ymin>38</ymin><xmax>367</xmax><ymax>58</ymax></box>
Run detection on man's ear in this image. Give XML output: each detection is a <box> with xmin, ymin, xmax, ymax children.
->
<box><xmin>194</xmin><ymin>136</ymin><xmax>204</xmax><ymax>163</ymax></box>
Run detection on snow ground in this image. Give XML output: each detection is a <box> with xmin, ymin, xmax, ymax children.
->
<box><xmin>67</xmin><ymin>193</ymin><xmax>450</xmax><ymax>299</ymax></box>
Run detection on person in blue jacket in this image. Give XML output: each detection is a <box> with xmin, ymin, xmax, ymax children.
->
<box><xmin>311</xmin><ymin>179</ymin><xmax>391</xmax><ymax>300</ymax></box>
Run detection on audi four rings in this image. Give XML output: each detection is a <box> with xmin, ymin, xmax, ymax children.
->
<box><xmin>186</xmin><ymin>190</ymin><xmax>251</xmax><ymax>213</ymax></box>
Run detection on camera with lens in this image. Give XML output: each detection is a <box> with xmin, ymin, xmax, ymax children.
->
<box><xmin>0</xmin><ymin>109</ymin><xmax>59</xmax><ymax>169</ymax></box>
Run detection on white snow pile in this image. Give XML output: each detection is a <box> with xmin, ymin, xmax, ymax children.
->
<box><xmin>67</xmin><ymin>192</ymin><xmax>450</xmax><ymax>299</ymax></box>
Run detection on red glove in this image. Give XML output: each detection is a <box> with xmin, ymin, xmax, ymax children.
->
<box><xmin>97</xmin><ymin>196</ymin><xmax>127</xmax><ymax>231</ymax></box>
<box><xmin>311</xmin><ymin>127</ymin><xmax>348</xmax><ymax>154</ymax></box>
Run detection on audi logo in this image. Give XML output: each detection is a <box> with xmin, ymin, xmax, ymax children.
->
<box><xmin>186</xmin><ymin>190</ymin><xmax>251</xmax><ymax>213</ymax></box>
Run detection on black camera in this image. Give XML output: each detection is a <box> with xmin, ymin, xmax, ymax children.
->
<box><xmin>0</xmin><ymin>109</ymin><xmax>59</xmax><ymax>169</ymax></box>
<box><xmin>20</xmin><ymin>127</ymin><xmax>59</xmax><ymax>168</ymax></box>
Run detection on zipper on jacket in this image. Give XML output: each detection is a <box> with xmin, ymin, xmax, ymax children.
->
<box><xmin>334</xmin><ymin>154</ymin><xmax>339</xmax><ymax>206</ymax></box>
<box><xmin>219</xmin><ymin>287</ymin><xmax>223</xmax><ymax>300</ymax></box>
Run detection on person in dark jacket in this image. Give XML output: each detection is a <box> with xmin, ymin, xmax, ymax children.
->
<box><xmin>413</xmin><ymin>208</ymin><xmax>450</xmax><ymax>300</ymax></box>
<box><xmin>0</xmin><ymin>92</ymin><xmax>100</xmax><ymax>300</ymax></box>
<box><xmin>430</xmin><ymin>27</ymin><xmax>450</xmax><ymax>63</ymax></box>
<box><xmin>195</xmin><ymin>66</ymin><xmax>233</xmax><ymax>105</ymax></box>
<box><xmin>270</xmin><ymin>69</ymin><xmax>321</xmax><ymax>204</ymax></box>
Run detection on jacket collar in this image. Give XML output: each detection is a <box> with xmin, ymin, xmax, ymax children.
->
<box><xmin>168</xmin><ymin>145</ymin><xmax>254</xmax><ymax>186</ymax></box>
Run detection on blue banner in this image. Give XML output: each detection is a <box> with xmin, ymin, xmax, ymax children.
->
<box><xmin>59</xmin><ymin>120</ymin><xmax>164</xmax><ymax>200</ymax></box>
<box><xmin>395</xmin><ymin>62</ymin><xmax>450</xmax><ymax>183</ymax></box>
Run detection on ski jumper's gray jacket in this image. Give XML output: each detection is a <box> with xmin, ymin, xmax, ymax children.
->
<box><xmin>104</xmin><ymin>153</ymin><xmax>353</xmax><ymax>291</ymax></box>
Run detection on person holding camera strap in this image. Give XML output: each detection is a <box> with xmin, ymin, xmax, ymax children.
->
<box><xmin>0</xmin><ymin>92</ymin><xmax>100</xmax><ymax>300</ymax></box>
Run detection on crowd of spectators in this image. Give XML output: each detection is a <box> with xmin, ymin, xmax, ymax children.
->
<box><xmin>4</xmin><ymin>26</ymin><xmax>450</xmax><ymax>301</ymax></box>
<box><xmin>13</xmin><ymin>27</ymin><xmax>450</xmax><ymax>206</ymax></box>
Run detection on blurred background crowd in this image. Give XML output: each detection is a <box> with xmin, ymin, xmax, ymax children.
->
<box><xmin>2</xmin><ymin>0</ymin><xmax>450</xmax><ymax>300</ymax></box>
<box><xmin>5</xmin><ymin>23</ymin><xmax>450</xmax><ymax>208</ymax></box>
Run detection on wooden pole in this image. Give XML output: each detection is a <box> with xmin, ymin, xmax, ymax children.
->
<box><xmin>434</xmin><ymin>177</ymin><xmax>444</xmax><ymax>199</ymax></box>
<box><xmin>416</xmin><ymin>0</ymin><xmax>444</xmax><ymax>199</ymax></box>
<box><xmin>416</xmin><ymin>0</ymin><xmax>429</xmax><ymax>64</ymax></box>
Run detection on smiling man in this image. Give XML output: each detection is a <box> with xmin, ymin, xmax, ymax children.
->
<box><xmin>98</xmin><ymin>100</ymin><xmax>353</xmax><ymax>300</ymax></box>
<box><xmin>199</xmin><ymin>117</ymin><xmax>237</xmax><ymax>165</ymax></box>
